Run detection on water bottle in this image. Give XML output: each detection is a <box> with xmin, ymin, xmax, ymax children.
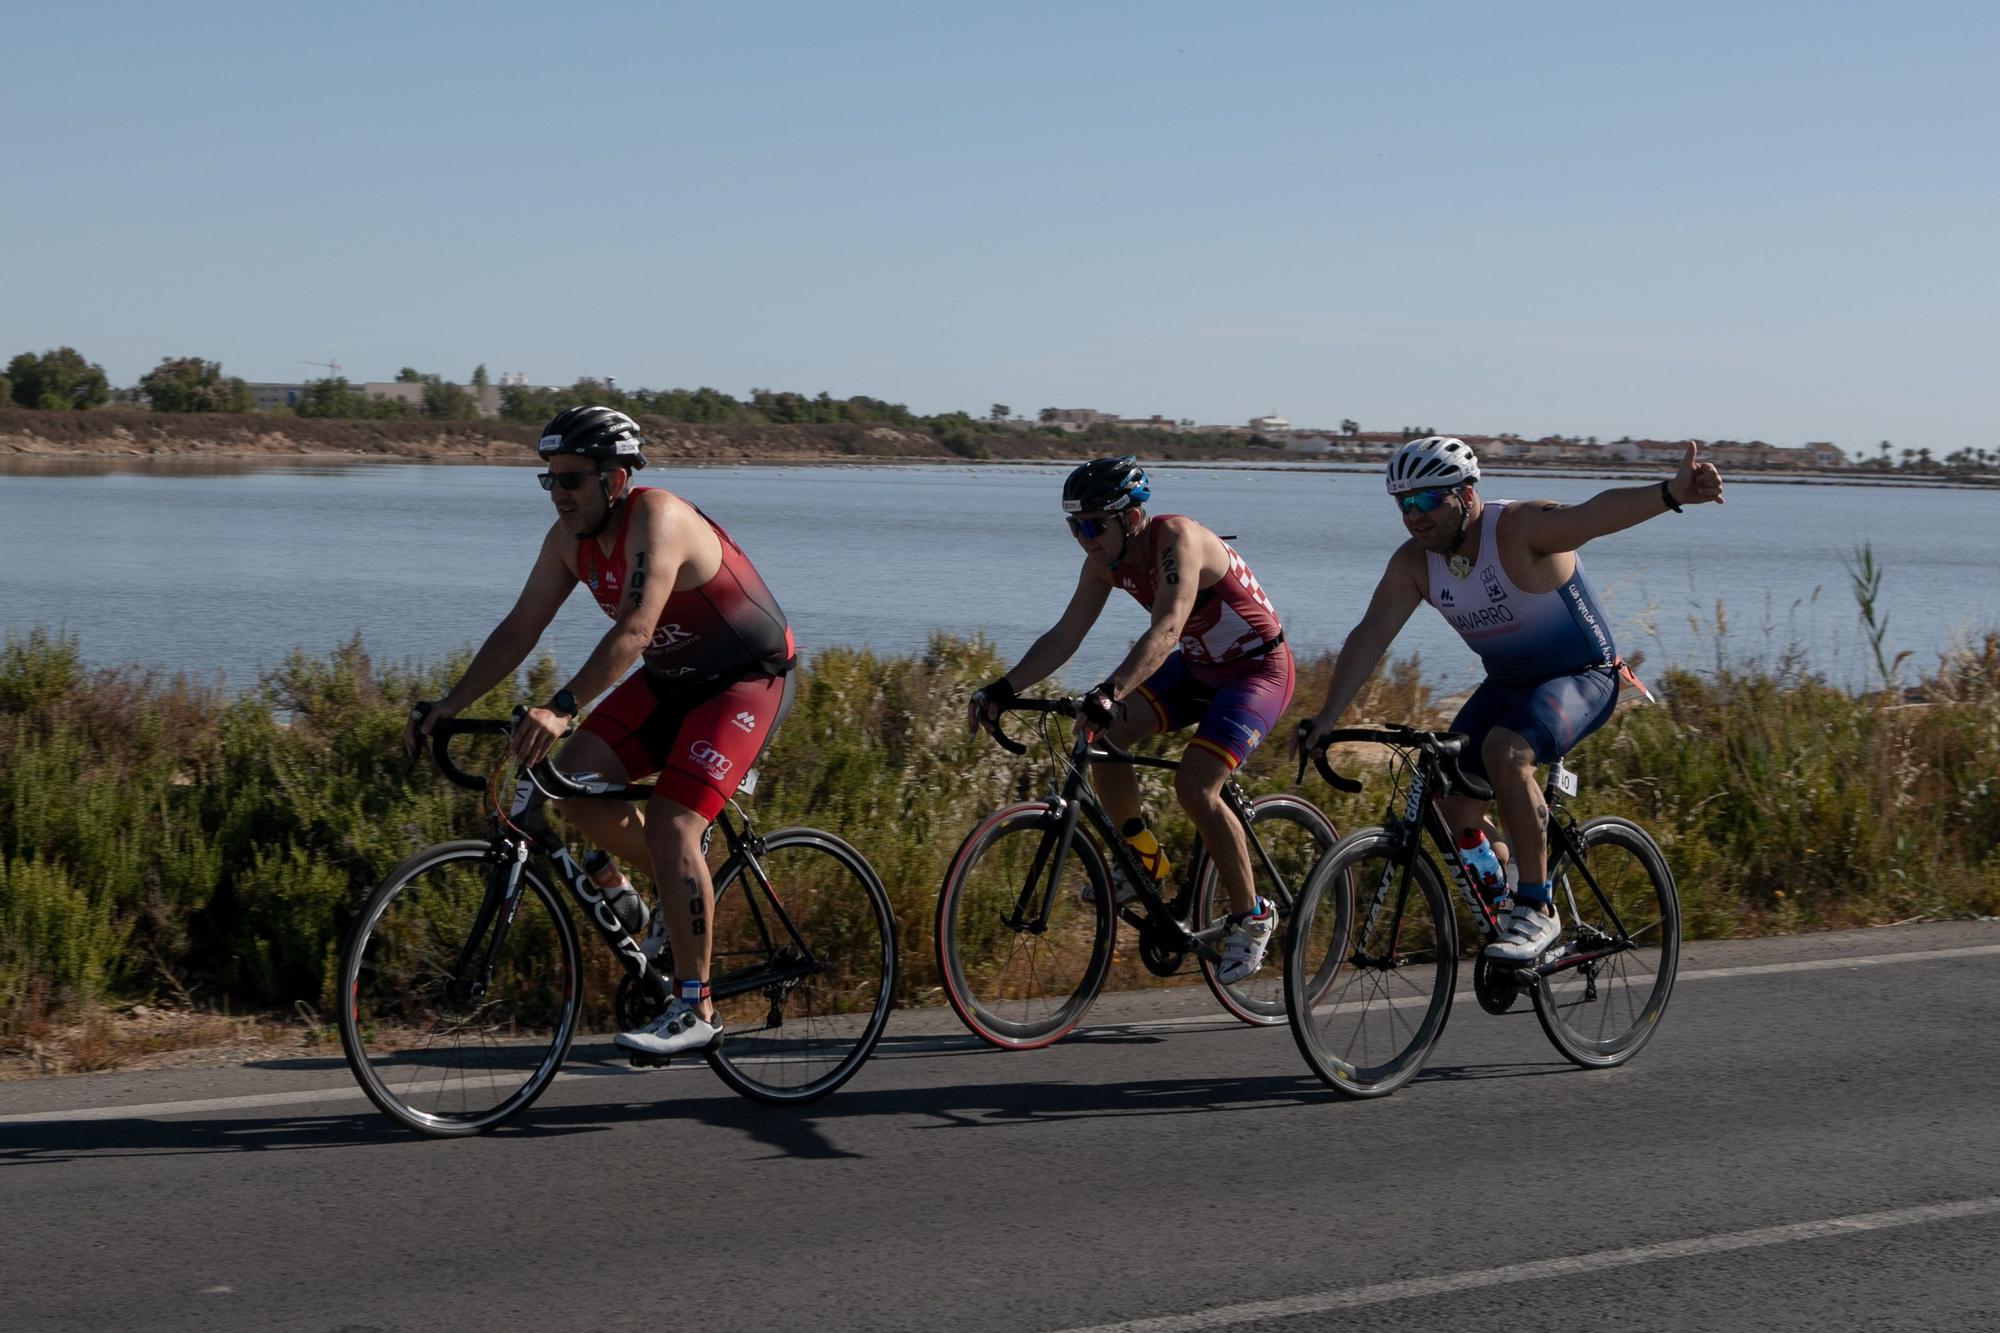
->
<box><xmin>1456</xmin><ymin>828</ymin><xmax>1507</xmax><ymax>905</ymax></box>
<box><xmin>1121</xmin><ymin>817</ymin><xmax>1170</xmax><ymax>885</ymax></box>
<box><xmin>583</xmin><ymin>849</ymin><xmax>648</xmax><ymax>936</ymax></box>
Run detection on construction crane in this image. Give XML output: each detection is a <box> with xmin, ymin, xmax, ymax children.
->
<box><xmin>301</xmin><ymin>358</ymin><xmax>343</xmax><ymax>378</ymax></box>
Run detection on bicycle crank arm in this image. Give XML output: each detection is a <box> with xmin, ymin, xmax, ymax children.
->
<box><xmin>627</xmin><ymin>1051</ymin><xmax>679</xmax><ymax>1069</ymax></box>
<box><xmin>1532</xmin><ymin>942</ymin><xmax>1630</xmax><ymax>977</ymax></box>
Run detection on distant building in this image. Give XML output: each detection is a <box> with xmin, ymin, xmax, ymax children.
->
<box><xmin>244</xmin><ymin>382</ymin><xmax>307</xmax><ymax>410</ymax></box>
<box><xmin>1804</xmin><ymin>441</ymin><xmax>1846</xmax><ymax>467</ymax></box>
<box><xmin>362</xmin><ymin>381</ymin><xmax>503</xmax><ymax>419</ymax></box>
<box><xmin>1248</xmin><ymin>414</ymin><xmax>1291</xmax><ymax>433</ymax></box>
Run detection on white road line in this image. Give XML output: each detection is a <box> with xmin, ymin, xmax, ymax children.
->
<box><xmin>3</xmin><ymin>942</ymin><xmax>1995</xmax><ymax>1126</ymax></box>
<box><xmin>1092</xmin><ymin>943</ymin><xmax>2000</xmax><ymax>1029</ymax></box>
<box><xmin>1048</xmin><ymin>1196</ymin><xmax>2000</xmax><ymax>1333</ymax></box>
<box><xmin>0</xmin><ymin>1068</ymin><xmax>649</xmax><ymax>1125</ymax></box>
<box><xmin>1676</xmin><ymin>942</ymin><xmax>2000</xmax><ymax>981</ymax></box>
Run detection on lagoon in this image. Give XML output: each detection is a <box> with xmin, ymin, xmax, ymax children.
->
<box><xmin>1</xmin><ymin>461</ymin><xmax>1992</xmax><ymax>694</ymax></box>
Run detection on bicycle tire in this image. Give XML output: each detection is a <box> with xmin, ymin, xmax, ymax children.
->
<box><xmin>1195</xmin><ymin>795</ymin><xmax>1340</xmax><ymax>1025</ymax></box>
<box><xmin>703</xmin><ymin>827</ymin><xmax>897</xmax><ymax>1104</ymax></box>
<box><xmin>339</xmin><ymin>840</ymin><xmax>581</xmax><ymax>1137</ymax></box>
<box><xmin>1530</xmin><ymin>816</ymin><xmax>1680</xmax><ymax>1068</ymax></box>
<box><xmin>1285</xmin><ymin>828</ymin><xmax>1457</xmax><ymax>1098</ymax></box>
<box><xmin>935</xmin><ymin>803</ymin><xmax>1117</xmax><ymax>1050</ymax></box>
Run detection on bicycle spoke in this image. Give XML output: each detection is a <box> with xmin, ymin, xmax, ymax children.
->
<box><xmin>1532</xmin><ymin>819</ymin><xmax>1679</xmax><ymax>1068</ymax></box>
<box><xmin>937</xmin><ymin>809</ymin><xmax>1115</xmax><ymax>1049</ymax></box>
<box><xmin>1287</xmin><ymin>833</ymin><xmax>1456</xmax><ymax>1098</ymax></box>
<box><xmin>340</xmin><ymin>843</ymin><xmax>579</xmax><ymax>1136</ymax></box>
<box><xmin>704</xmin><ymin>830</ymin><xmax>894</xmax><ymax>1105</ymax></box>
<box><xmin>1198</xmin><ymin>796</ymin><xmax>1339</xmax><ymax>1026</ymax></box>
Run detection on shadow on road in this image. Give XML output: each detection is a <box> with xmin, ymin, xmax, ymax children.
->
<box><xmin>0</xmin><ymin>1036</ymin><xmax>1569</xmax><ymax>1168</ymax></box>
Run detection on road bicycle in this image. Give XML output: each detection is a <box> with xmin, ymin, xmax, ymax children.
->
<box><xmin>338</xmin><ymin>713</ymin><xmax>896</xmax><ymax>1136</ymax></box>
<box><xmin>935</xmin><ymin>696</ymin><xmax>1337</xmax><ymax>1049</ymax></box>
<box><xmin>1285</xmin><ymin>725</ymin><xmax>1679</xmax><ymax>1097</ymax></box>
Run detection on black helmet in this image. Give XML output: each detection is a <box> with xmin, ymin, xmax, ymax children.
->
<box><xmin>1062</xmin><ymin>456</ymin><xmax>1151</xmax><ymax>515</ymax></box>
<box><xmin>537</xmin><ymin>405</ymin><xmax>646</xmax><ymax>471</ymax></box>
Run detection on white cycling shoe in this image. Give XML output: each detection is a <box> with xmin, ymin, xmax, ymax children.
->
<box><xmin>1484</xmin><ymin>902</ymin><xmax>1561</xmax><ymax>962</ymax></box>
<box><xmin>1215</xmin><ymin>897</ymin><xmax>1276</xmax><ymax>984</ymax></box>
<box><xmin>615</xmin><ymin>997</ymin><xmax>721</xmax><ymax>1058</ymax></box>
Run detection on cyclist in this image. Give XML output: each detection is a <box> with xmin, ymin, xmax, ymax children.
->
<box><xmin>403</xmin><ymin>406</ymin><xmax>796</xmax><ymax>1058</ymax></box>
<box><xmin>967</xmin><ymin>456</ymin><xmax>1294</xmax><ymax>983</ymax></box>
<box><xmin>1297</xmin><ymin>436</ymin><xmax>1723</xmax><ymax>961</ymax></box>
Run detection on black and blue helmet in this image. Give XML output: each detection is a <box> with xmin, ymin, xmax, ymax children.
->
<box><xmin>1062</xmin><ymin>456</ymin><xmax>1151</xmax><ymax>514</ymax></box>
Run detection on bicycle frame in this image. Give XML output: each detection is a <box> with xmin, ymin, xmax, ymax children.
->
<box><xmin>1338</xmin><ymin>737</ymin><xmax>1641</xmax><ymax>983</ymax></box>
<box><xmin>1002</xmin><ymin>710</ymin><xmax>1298</xmax><ymax>965</ymax></box>
<box><xmin>427</xmin><ymin>720</ymin><xmax>823</xmax><ymax>1019</ymax></box>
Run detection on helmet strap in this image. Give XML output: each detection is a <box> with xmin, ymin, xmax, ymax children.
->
<box><xmin>576</xmin><ymin>466</ymin><xmax>623</xmax><ymax>541</ymax></box>
<box><xmin>1106</xmin><ymin>508</ymin><xmax>1140</xmax><ymax>570</ymax></box>
<box><xmin>1444</xmin><ymin>489</ymin><xmax>1474</xmax><ymax>578</ymax></box>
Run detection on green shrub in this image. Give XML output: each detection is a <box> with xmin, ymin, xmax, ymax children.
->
<box><xmin>1</xmin><ymin>626</ymin><xmax>1996</xmax><ymax>1030</ymax></box>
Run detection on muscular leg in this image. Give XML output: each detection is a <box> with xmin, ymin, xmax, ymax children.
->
<box><xmin>645</xmin><ymin>793</ymin><xmax>716</xmax><ymax>1021</ymax></box>
<box><xmin>1481</xmin><ymin>725</ymin><xmax>1550</xmax><ymax>912</ymax></box>
<box><xmin>550</xmin><ymin>732</ymin><xmax>650</xmax><ymax>870</ymax></box>
<box><xmin>1087</xmin><ymin>706</ymin><xmax>1159</xmax><ymax>830</ymax></box>
<box><xmin>1176</xmin><ymin>747</ymin><xmax>1255</xmax><ymax>915</ymax></box>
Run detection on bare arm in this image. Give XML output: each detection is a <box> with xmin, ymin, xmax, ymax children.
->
<box><xmin>1297</xmin><ymin>546</ymin><xmax>1427</xmax><ymax>751</ymax></box>
<box><xmin>1518</xmin><ymin>440</ymin><xmax>1725</xmax><ymax>555</ymax></box>
<box><xmin>1100</xmin><ymin>521</ymin><xmax>1202</xmax><ymax>698</ymax></box>
<box><xmin>1002</xmin><ymin>564</ymin><xmax>1114</xmax><ymax>690</ymax></box>
<box><xmin>431</xmin><ymin>529</ymin><xmax>577</xmax><ymax>715</ymax></box>
<box><xmin>968</xmin><ymin>563</ymin><xmax>1112</xmax><ymax>738</ymax></box>
<box><xmin>509</xmin><ymin>492</ymin><xmax>684</xmax><ymax>766</ymax></box>
<box><xmin>559</xmin><ymin>494</ymin><xmax>683</xmax><ymax>707</ymax></box>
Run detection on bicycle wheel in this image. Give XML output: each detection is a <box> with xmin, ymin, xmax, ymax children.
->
<box><xmin>704</xmin><ymin>827</ymin><xmax>897</xmax><ymax>1104</ymax></box>
<box><xmin>339</xmin><ymin>840</ymin><xmax>581</xmax><ymax>1137</ymax></box>
<box><xmin>1531</xmin><ymin>816</ymin><xmax>1680</xmax><ymax>1068</ymax></box>
<box><xmin>935</xmin><ymin>803</ymin><xmax>1117</xmax><ymax>1050</ymax></box>
<box><xmin>1195</xmin><ymin>795</ymin><xmax>1340</xmax><ymax>1025</ymax></box>
<box><xmin>1285</xmin><ymin>829</ymin><xmax>1457</xmax><ymax>1098</ymax></box>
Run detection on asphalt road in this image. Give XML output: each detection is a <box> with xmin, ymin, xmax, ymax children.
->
<box><xmin>5</xmin><ymin>920</ymin><xmax>1998</xmax><ymax>1332</ymax></box>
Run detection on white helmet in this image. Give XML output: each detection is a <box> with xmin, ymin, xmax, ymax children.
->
<box><xmin>1385</xmin><ymin>436</ymin><xmax>1480</xmax><ymax>495</ymax></box>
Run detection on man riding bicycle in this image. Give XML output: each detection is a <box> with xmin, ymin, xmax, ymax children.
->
<box><xmin>1297</xmin><ymin>436</ymin><xmax>1722</xmax><ymax>962</ymax></box>
<box><xmin>968</xmin><ymin>456</ymin><xmax>1294</xmax><ymax>983</ymax></box>
<box><xmin>403</xmin><ymin>406</ymin><xmax>796</xmax><ymax>1058</ymax></box>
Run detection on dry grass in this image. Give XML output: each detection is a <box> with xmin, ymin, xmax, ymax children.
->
<box><xmin>0</xmin><ymin>1001</ymin><xmax>329</xmax><ymax>1080</ymax></box>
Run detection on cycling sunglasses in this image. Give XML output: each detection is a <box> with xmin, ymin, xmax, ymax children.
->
<box><xmin>1396</xmin><ymin>487</ymin><xmax>1455</xmax><ymax>515</ymax></box>
<box><xmin>538</xmin><ymin>471</ymin><xmax>595</xmax><ymax>492</ymax></box>
<box><xmin>1066</xmin><ymin>514</ymin><xmax>1112</xmax><ymax>539</ymax></box>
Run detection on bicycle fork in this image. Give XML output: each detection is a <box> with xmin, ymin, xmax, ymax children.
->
<box><xmin>447</xmin><ymin>838</ymin><xmax>531</xmax><ymax>1004</ymax></box>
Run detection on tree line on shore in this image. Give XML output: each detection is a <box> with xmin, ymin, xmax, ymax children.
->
<box><xmin>7</xmin><ymin>343</ymin><xmax>1991</xmax><ymax>475</ymax></box>
<box><xmin>2</xmin><ymin>345</ymin><xmax>1274</xmax><ymax>462</ymax></box>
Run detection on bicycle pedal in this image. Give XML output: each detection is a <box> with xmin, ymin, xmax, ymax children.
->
<box><xmin>627</xmin><ymin>1051</ymin><xmax>674</xmax><ymax>1069</ymax></box>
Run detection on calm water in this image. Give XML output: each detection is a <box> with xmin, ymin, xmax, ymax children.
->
<box><xmin>1</xmin><ymin>462</ymin><xmax>1993</xmax><ymax>695</ymax></box>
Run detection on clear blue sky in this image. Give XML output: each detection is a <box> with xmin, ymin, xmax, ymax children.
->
<box><xmin>4</xmin><ymin>1</ymin><xmax>1993</xmax><ymax>449</ymax></box>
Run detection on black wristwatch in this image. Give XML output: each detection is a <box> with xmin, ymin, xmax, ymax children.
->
<box><xmin>547</xmin><ymin>688</ymin><xmax>579</xmax><ymax>718</ymax></box>
<box><xmin>1659</xmin><ymin>479</ymin><xmax>1683</xmax><ymax>514</ymax></box>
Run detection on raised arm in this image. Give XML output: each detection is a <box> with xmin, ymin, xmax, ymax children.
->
<box><xmin>1516</xmin><ymin>440</ymin><xmax>1725</xmax><ymax>555</ymax></box>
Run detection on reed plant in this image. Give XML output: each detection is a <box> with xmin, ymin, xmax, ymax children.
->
<box><xmin>2</xmin><ymin>611</ymin><xmax>1996</xmax><ymax>1044</ymax></box>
